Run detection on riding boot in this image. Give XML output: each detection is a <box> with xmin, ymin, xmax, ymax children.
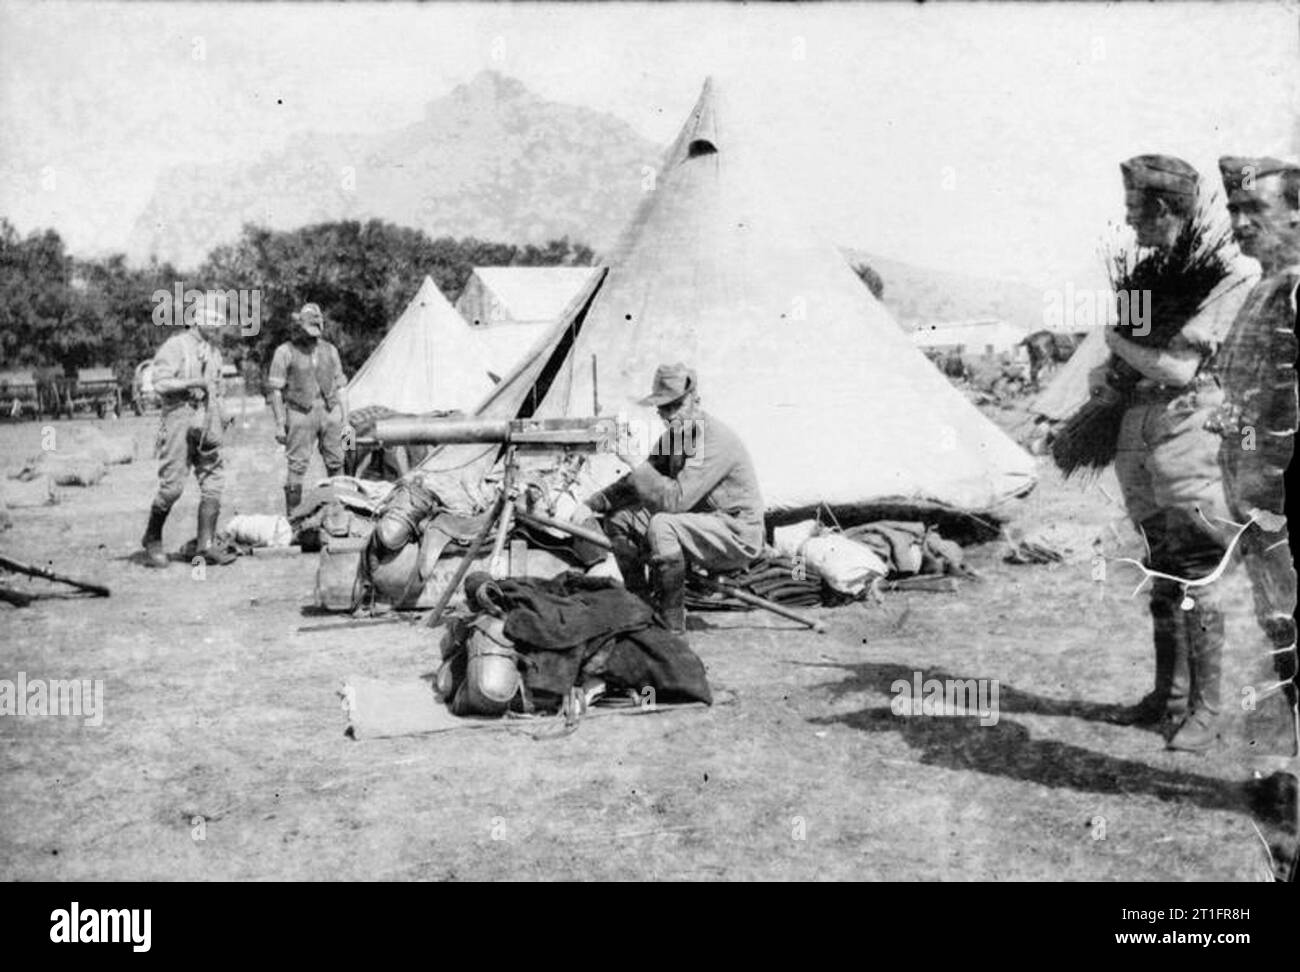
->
<box><xmin>1115</xmin><ymin>581</ymin><xmax>1188</xmax><ymax>726</ymax></box>
<box><xmin>141</xmin><ymin>504</ymin><xmax>171</xmax><ymax>569</ymax></box>
<box><xmin>1168</xmin><ymin>598</ymin><xmax>1224</xmax><ymax>752</ymax></box>
<box><xmin>611</xmin><ymin>536</ymin><xmax>652</xmax><ymax>604</ymax></box>
<box><xmin>284</xmin><ymin>484</ymin><xmax>303</xmax><ymax>520</ymax></box>
<box><xmin>196</xmin><ymin>497</ymin><xmax>237</xmax><ymax>566</ymax></box>
<box><xmin>651</xmin><ymin>556</ymin><xmax>688</xmax><ymax>635</ymax></box>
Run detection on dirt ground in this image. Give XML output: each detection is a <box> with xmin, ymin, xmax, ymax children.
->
<box><xmin>0</xmin><ymin>400</ymin><xmax>1282</xmax><ymax>881</ymax></box>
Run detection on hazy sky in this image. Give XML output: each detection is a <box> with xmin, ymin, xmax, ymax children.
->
<box><xmin>1</xmin><ymin>1</ymin><xmax>1296</xmax><ymax>289</ymax></box>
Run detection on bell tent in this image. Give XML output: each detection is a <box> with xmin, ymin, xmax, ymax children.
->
<box><xmin>419</xmin><ymin>79</ymin><xmax>1038</xmax><ymax>522</ymax></box>
<box><xmin>346</xmin><ymin>276</ymin><xmax>497</xmax><ymax>415</ymax></box>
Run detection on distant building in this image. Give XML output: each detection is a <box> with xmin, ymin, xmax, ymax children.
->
<box><xmin>455</xmin><ymin>267</ymin><xmax>601</xmax><ymax>328</ymax></box>
<box><xmin>910</xmin><ymin>318</ymin><xmax>1028</xmax><ymax>358</ymax></box>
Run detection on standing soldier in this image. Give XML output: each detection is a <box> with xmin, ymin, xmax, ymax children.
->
<box><xmin>1097</xmin><ymin>156</ymin><xmax>1255</xmax><ymax>751</ymax></box>
<box><xmin>266</xmin><ymin>303</ymin><xmax>349</xmax><ymax>516</ymax></box>
<box><xmin>1210</xmin><ymin>157</ymin><xmax>1299</xmax><ymax>779</ymax></box>
<box><xmin>140</xmin><ymin>303</ymin><xmax>236</xmax><ymax>567</ymax></box>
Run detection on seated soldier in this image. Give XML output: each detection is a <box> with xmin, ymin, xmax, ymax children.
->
<box><xmin>580</xmin><ymin>363</ymin><xmax>765</xmax><ymax>634</ymax></box>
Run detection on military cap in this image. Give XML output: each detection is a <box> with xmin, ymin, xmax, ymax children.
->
<box><xmin>1218</xmin><ymin>156</ymin><xmax>1300</xmax><ymax>193</ymax></box>
<box><xmin>1120</xmin><ymin>154</ymin><xmax>1199</xmax><ymax>196</ymax></box>
<box><xmin>191</xmin><ymin>302</ymin><xmax>225</xmax><ymax>328</ymax></box>
<box><xmin>638</xmin><ymin>362</ymin><xmax>697</xmax><ymax>407</ymax></box>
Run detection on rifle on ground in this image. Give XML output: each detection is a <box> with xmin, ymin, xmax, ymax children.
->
<box><xmin>0</xmin><ymin>553</ymin><xmax>111</xmax><ymax>598</ymax></box>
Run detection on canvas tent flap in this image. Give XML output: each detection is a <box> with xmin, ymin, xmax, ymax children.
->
<box><xmin>456</xmin><ymin>267</ymin><xmax>601</xmax><ymax>327</ymax></box>
<box><xmin>420</xmin><ymin>79</ymin><xmax>1037</xmax><ymax>519</ymax></box>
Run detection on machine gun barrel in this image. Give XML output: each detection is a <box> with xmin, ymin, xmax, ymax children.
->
<box><xmin>371</xmin><ymin>416</ymin><xmax>513</xmax><ymax>445</ymax></box>
<box><xmin>369</xmin><ymin>415</ymin><xmax>623</xmax><ymax>452</ymax></box>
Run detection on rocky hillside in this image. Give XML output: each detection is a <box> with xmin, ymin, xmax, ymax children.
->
<box><xmin>127</xmin><ymin>71</ymin><xmax>662</xmax><ymax>268</ymax></box>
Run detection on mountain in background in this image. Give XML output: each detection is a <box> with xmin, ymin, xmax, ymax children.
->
<box><xmin>843</xmin><ymin>248</ymin><xmax>1048</xmax><ymax>336</ymax></box>
<box><xmin>126</xmin><ymin>68</ymin><xmax>1049</xmax><ymax>335</ymax></box>
<box><xmin>126</xmin><ymin>71</ymin><xmax>662</xmax><ymax>269</ymax></box>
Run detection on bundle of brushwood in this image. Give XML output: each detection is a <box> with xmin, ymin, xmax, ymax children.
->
<box><xmin>1051</xmin><ymin>211</ymin><xmax>1234</xmax><ymax>476</ymax></box>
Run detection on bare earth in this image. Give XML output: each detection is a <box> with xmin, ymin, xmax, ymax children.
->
<box><xmin>0</xmin><ymin>403</ymin><xmax>1274</xmax><ymax>881</ymax></box>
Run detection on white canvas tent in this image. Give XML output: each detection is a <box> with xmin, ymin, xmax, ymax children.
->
<box><xmin>420</xmin><ymin>79</ymin><xmax>1037</xmax><ymax>520</ymax></box>
<box><xmin>456</xmin><ymin>267</ymin><xmax>603</xmax><ymax>383</ymax></box>
<box><xmin>346</xmin><ymin>276</ymin><xmax>497</xmax><ymax>414</ymax></box>
<box><xmin>1028</xmin><ymin>329</ymin><xmax>1108</xmax><ymax>423</ymax></box>
<box><xmin>456</xmin><ymin>267</ymin><xmax>601</xmax><ymax>327</ymax></box>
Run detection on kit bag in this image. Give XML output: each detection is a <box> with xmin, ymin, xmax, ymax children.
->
<box><xmin>315</xmin><ymin>536</ymin><xmax>370</xmax><ymax>612</ymax></box>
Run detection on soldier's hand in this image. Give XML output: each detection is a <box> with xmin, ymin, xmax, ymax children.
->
<box><xmin>340</xmin><ymin>425</ymin><xmax>356</xmax><ymax>451</ymax></box>
<box><xmin>274</xmin><ymin>428</ymin><xmax>287</xmax><ymax>446</ymax></box>
<box><xmin>571</xmin><ymin>502</ymin><xmax>599</xmax><ymax>524</ymax></box>
<box><xmin>1087</xmin><ymin>364</ymin><xmax>1112</xmax><ymax>396</ymax></box>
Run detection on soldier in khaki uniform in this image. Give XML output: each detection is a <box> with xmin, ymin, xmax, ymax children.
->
<box><xmin>1096</xmin><ymin>156</ymin><xmax>1254</xmax><ymax>750</ymax></box>
<box><xmin>1211</xmin><ymin>156</ymin><xmax>1300</xmax><ymax>757</ymax></box>
<box><xmin>266</xmin><ymin>303</ymin><xmax>349</xmax><ymax>516</ymax></box>
<box><xmin>140</xmin><ymin>304</ymin><xmax>236</xmax><ymax>567</ymax></box>
<box><xmin>581</xmin><ymin>363</ymin><xmax>765</xmax><ymax>635</ymax></box>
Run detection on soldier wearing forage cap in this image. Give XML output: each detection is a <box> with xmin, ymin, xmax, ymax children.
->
<box><xmin>266</xmin><ymin>302</ymin><xmax>349</xmax><ymax>517</ymax></box>
<box><xmin>140</xmin><ymin>302</ymin><xmax>236</xmax><ymax>567</ymax></box>
<box><xmin>578</xmin><ymin>363</ymin><xmax>765</xmax><ymax>635</ymax></box>
<box><xmin>1096</xmin><ymin>155</ymin><xmax>1256</xmax><ymax>748</ymax></box>
<box><xmin>1209</xmin><ymin>157</ymin><xmax>1300</xmax><ymax>763</ymax></box>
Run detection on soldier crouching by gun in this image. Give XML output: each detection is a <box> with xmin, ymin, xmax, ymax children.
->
<box><xmin>140</xmin><ymin>304</ymin><xmax>236</xmax><ymax>567</ymax></box>
<box><xmin>577</xmin><ymin>363</ymin><xmax>765</xmax><ymax>636</ymax></box>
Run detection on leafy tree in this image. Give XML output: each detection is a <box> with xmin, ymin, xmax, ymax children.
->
<box><xmin>0</xmin><ymin>217</ymin><xmax>594</xmax><ymax>395</ymax></box>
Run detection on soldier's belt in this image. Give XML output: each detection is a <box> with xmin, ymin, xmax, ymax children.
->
<box><xmin>1129</xmin><ymin>374</ymin><xmax>1222</xmax><ymax>406</ymax></box>
<box><xmin>286</xmin><ymin>397</ymin><xmax>337</xmax><ymax>413</ymax></box>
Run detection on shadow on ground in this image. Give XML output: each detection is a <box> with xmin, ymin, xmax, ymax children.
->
<box><xmin>807</xmin><ymin>659</ymin><xmax>1248</xmax><ymax>817</ymax></box>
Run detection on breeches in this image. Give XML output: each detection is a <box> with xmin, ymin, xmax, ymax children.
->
<box><xmin>154</xmin><ymin>405</ymin><xmax>223</xmax><ymax>508</ymax></box>
<box><xmin>286</xmin><ymin>401</ymin><xmax>344</xmax><ymax>484</ymax></box>
<box><xmin>1115</xmin><ymin>397</ymin><xmax>1229</xmax><ymax>528</ymax></box>
<box><xmin>604</xmin><ymin>507</ymin><xmax>762</xmax><ymax>572</ymax></box>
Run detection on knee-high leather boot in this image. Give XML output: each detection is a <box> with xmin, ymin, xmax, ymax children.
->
<box><xmin>284</xmin><ymin>484</ymin><xmax>303</xmax><ymax>520</ymax></box>
<box><xmin>1115</xmin><ymin>579</ymin><xmax>1189</xmax><ymax>726</ymax></box>
<box><xmin>651</xmin><ymin>555</ymin><xmax>687</xmax><ymax>635</ymax></box>
<box><xmin>141</xmin><ymin>503</ymin><xmax>171</xmax><ymax>569</ymax></box>
<box><xmin>1168</xmin><ymin>596</ymin><xmax>1224</xmax><ymax>752</ymax></box>
<box><xmin>196</xmin><ymin>497</ymin><xmax>237</xmax><ymax>566</ymax></box>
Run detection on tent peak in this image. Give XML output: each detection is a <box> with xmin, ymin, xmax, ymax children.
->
<box><xmin>681</xmin><ymin>78</ymin><xmax>720</xmax><ymax>160</ymax></box>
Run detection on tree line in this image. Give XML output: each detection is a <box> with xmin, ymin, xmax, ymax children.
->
<box><xmin>0</xmin><ymin>218</ymin><xmax>594</xmax><ymax>392</ymax></box>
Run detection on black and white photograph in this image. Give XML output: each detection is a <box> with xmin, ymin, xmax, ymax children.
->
<box><xmin>0</xmin><ymin>0</ymin><xmax>1297</xmax><ymax>905</ymax></box>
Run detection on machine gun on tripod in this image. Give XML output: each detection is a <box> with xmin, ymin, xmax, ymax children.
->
<box><xmin>358</xmin><ymin>415</ymin><xmax>627</xmax><ymax>627</ymax></box>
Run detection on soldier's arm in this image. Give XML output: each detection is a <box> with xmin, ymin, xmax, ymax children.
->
<box><xmin>585</xmin><ymin>474</ymin><xmax>640</xmax><ymax>514</ymax></box>
<box><xmin>629</xmin><ymin>424</ymin><xmax>729</xmax><ymax>513</ymax></box>
<box><xmin>333</xmin><ymin>345</ymin><xmax>349</xmax><ymax>424</ymax></box>
<box><xmin>1105</xmin><ymin>328</ymin><xmax>1201</xmax><ymax>386</ymax></box>
<box><xmin>266</xmin><ymin>345</ymin><xmax>290</xmax><ymax>430</ymax></box>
